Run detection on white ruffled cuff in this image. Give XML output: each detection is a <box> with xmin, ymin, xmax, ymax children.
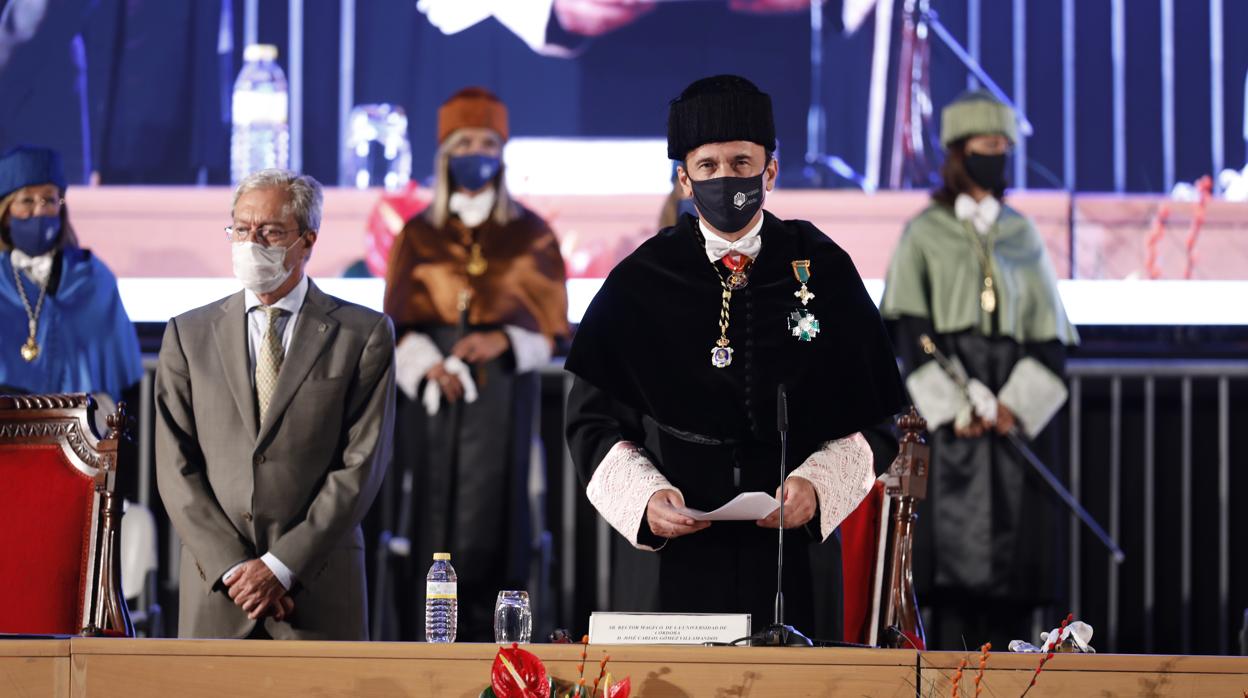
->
<box><xmin>998</xmin><ymin>357</ymin><xmax>1068</xmax><ymax>437</ymax></box>
<box><xmin>585</xmin><ymin>441</ymin><xmax>677</xmax><ymax>552</ymax></box>
<box><xmin>503</xmin><ymin>324</ymin><xmax>553</xmax><ymax>374</ymax></box>
<box><xmin>788</xmin><ymin>433</ymin><xmax>877</xmax><ymax>541</ymax></box>
<box><xmin>394</xmin><ymin>332</ymin><xmax>443</xmax><ymax>400</ymax></box>
<box><xmin>905</xmin><ymin>358</ymin><xmax>968</xmax><ymax>429</ymax></box>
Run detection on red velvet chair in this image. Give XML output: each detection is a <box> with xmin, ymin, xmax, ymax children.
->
<box><xmin>841</xmin><ymin>477</ymin><xmax>891</xmax><ymax>646</ymax></box>
<box><xmin>0</xmin><ymin>394</ymin><xmax>133</xmax><ymax>636</ymax></box>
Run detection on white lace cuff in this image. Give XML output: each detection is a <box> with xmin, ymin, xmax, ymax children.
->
<box><xmin>998</xmin><ymin>357</ymin><xmax>1068</xmax><ymax>437</ymax></box>
<box><xmin>503</xmin><ymin>324</ymin><xmax>553</xmax><ymax>374</ymax></box>
<box><xmin>788</xmin><ymin>432</ymin><xmax>876</xmax><ymax>541</ymax></box>
<box><xmin>585</xmin><ymin>441</ymin><xmax>677</xmax><ymax>552</ymax></box>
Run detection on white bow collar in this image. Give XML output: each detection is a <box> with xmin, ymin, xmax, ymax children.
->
<box><xmin>954</xmin><ymin>193</ymin><xmax>1001</xmax><ymax>235</ymax></box>
<box><xmin>9</xmin><ymin>248</ymin><xmax>55</xmax><ymax>287</ymax></box>
<box><xmin>449</xmin><ymin>187</ymin><xmax>497</xmax><ymax>228</ymax></box>
<box><xmin>701</xmin><ymin>216</ymin><xmax>764</xmax><ymax>263</ymax></box>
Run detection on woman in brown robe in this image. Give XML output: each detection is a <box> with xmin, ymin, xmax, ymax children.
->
<box><xmin>381</xmin><ymin>87</ymin><xmax>568</xmax><ymax>641</ymax></box>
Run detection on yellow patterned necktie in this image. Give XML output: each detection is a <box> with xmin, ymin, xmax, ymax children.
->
<box><xmin>255</xmin><ymin>306</ymin><xmax>285</xmax><ymax>423</ymax></box>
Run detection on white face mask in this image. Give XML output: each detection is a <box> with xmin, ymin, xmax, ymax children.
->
<box><xmin>232</xmin><ymin>240</ymin><xmax>296</xmax><ymax>294</ymax></box>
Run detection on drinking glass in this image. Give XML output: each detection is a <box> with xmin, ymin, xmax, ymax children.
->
<box><xmin>493</xmin><ymin>590</ymin><xmax>532</xmax><ymax>643</ymax></box>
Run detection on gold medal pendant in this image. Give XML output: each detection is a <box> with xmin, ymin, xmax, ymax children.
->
<box><xmin>20</xmin><ymin>337</ymin><xmax>39</xmax><ymax>362</ymax></box>
<box><xmin>710</xmin><ymin>339</ymin><xmax>734</xmax><ymax>368</ymax></box>
<box><xmin>711</xmin><ymin>282</ymin><xmax>734</xmax><ymax>369</ymax></box>
<box><xmin>466</xmin><ymin>242</ymin><xmax>488</xmax><ymax>277</ymax></box>
<box><xmin>980</xmin><ymin>276</ymin><xmax>997</xmax><ymax>313</ymax></box>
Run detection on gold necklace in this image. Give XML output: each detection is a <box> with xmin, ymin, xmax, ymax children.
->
<box><xmin>710</xmin><ymin>268</ymin><xmax>735</xmax><ymax>368</ymax></box>
<box><xmin>11</xmin><ymin>260</ymin><xmax>48</xmax><ymax>362</ymax></box>
<box><xmin>703</xmin><ymin>238</ymin><xmax>743</xmax><ymax>368</ymax></box>
<box><xmin>965</xmin><ymin>222</ymin><xmax>998</xmax><ymax>314</ymax></box>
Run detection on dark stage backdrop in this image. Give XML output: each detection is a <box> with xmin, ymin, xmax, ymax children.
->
<box><xmin>2</xmin><ymin>0</ymin><xmax>1246</xmax><ymax>192</ymax></box>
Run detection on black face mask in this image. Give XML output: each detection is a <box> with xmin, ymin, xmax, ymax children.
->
<box><xmin>964</xmin><ymin>153</ymin><xmax>1008</xmax><ymax>192</ymax></box>
<box><xmin>689</xmin><ymin>172</ymin><xmax>765</xmax><ymax>234</ymax></box>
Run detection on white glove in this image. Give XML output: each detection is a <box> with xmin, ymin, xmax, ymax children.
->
<box><xmin>422</xmin><ymin>356</ymin><xmax>479</xmax><ymax>416</ymax></box>
<box><xmin>965</xmin><ymin>378</ymin><xmax>998</xmax><ymax>424</ymax></box>
<box><xmin>954</xmin><ymin>404</ymin><xmax>975</xmax><ymax>431</ymax></box>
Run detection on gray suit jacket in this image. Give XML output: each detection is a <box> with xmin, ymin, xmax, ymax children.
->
<box><xmin>155</xmin><ymin>281</ymin><xmax>395</xmax><ymax>640</ymax></box>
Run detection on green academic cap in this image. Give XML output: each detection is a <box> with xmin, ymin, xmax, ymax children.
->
<box><xmin>939</xmin><ymin>90</ymin><xmax>1017</xmax><ymax>149</ymax></box>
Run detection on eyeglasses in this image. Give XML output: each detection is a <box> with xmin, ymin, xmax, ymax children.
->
<box><xmin>12</xmin><ymin>196</ymin><xmax>63</xmax><ymax>213</ymax></box>
<box><xmin>224</xmin><ymin>224</ymin><xmax>302</xmax><ymax>247</ymax></box>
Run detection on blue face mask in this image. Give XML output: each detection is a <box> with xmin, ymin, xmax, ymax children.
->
<box><xmin>8</xmin><ymin>215</ymin><xmax>61</xmax><ymax>256</ymax></box>
<box><xmin>448</xmin><ymin>154</ymin><xmax>501</xmax><ymax>192</ymax></box>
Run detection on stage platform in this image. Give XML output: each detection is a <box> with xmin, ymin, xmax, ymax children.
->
<box><xmin>63</xmin><ymin>186</ymin><xmax>1248</xmax><ymax>326</ymax></box>
<box><xmin>5</xmin><ymin>638</ymin><xmax>1247</xmax><ymax>697</ymax></box>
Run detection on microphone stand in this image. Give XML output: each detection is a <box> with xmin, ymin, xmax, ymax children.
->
<box><xmin>749</xmin><ymin>385</ymin><xmax>814</xmax><ymax>647</ymax></box>
<box><xmin>802</xmin><ymin>0</ymin><xmax>871</xmax><ymax>190</ymax></box>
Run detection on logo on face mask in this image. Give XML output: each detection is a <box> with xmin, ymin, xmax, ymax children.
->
<box><xmin>449</xmin><ymin>154</ymin><xmax>501</xmax><ymax>192</ymax></box>
<box><xmin>733</xmin><ymin>192</ymin><xmax>748</xmax><ymax>209</ymax></box>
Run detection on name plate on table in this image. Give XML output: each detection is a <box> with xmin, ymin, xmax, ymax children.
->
<box><xmin>588</xmin><ymin>612</ymin><xmax>751</xmax><ymax>645</ymax></box>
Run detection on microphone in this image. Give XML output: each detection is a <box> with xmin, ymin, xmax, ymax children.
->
<box><xmin>775</xmin><ymin>385</ymin><xmax>788</xmax><ymax>625</ymax></box>
<box><xmin>748</xmin><ymin>384</ymin><xmax>812</xmax><ymax>647</ymax></box>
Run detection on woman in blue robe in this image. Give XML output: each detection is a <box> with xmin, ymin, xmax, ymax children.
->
<box><xmin>0</xmin><ymin>145</ymin><xmax>142</xmax><ymax>400</ymax></box>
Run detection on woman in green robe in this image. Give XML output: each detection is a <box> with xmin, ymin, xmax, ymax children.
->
<box><xmin>881</xmin><ymin>91</ymin><xmax>1079</xmax><ymax>649</ymax></box>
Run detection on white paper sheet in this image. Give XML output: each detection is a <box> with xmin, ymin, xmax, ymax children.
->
<box><xmin>676</xmin><ymin>492</ymin><xmax>780</xmax><ymax>521</ymax></box>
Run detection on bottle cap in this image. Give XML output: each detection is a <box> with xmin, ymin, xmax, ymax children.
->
<box><xmin>244</xmin><ymin>44</ymin><xmax>279</xmax><ymax>63</ymax></box>
<box><xmin>433</xmin><ymin>552</ymin><xmax>451</xmax><ymax>561</ymax></box>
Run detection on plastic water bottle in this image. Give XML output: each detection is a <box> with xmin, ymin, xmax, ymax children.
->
<box><xmin>425</xmin><ymin>552</ymin><xmax>457</xmax><ymax>642</ymax></box>
<box><xmin>231</xmin><ymin>44</ymin><xmax>289</xmax><ymax>183</ymax></box>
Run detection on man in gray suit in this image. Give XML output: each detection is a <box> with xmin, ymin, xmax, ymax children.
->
<box><xmin>156</xmin><ymin>169</ymin><xmax>395</xmax><ymax>640</ymax></box>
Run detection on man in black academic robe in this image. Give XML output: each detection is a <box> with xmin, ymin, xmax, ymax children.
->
<box><xmin>565</xmin><ymin>75</ymin><xmax>906</xmax><ymax>631</ymax></box>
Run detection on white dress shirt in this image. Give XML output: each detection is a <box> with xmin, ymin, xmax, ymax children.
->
<box><xmin>225</xmin><ymin>273</ymin><xmax>310</xmax><ymax>591</ymax></box>
<box><xmin>244</xmin><ymin>273</ymin><xmax>309</xmax><ymax>378</ymax></box>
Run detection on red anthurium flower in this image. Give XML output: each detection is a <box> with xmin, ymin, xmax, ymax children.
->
<box><xmin>605</xmin><ymin>676</ymin><xmax>631</xmax><ymax>698</ymax></box>
<box><xmin>490</xmin><ymin>644</ymin><xmax>550</xmax><ymax>698</ymax></box>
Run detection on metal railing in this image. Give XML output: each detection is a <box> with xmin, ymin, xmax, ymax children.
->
<box><xmin>129</xmin><ymin>357</ymin><xmax>1245</xmax><ymax>652</ymax></box>
<box><xmin>1067</xmin><ymin>359</ymin><xmax>1246</xmax><ymax>655</ymax></box>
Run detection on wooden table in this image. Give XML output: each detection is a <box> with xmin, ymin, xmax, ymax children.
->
<box><xmin>68</xmin><ymin>640</ymin><xmax>917</xmax><ymax>697</ymax></box>
<box><xmin>0</xmin><ymin>639</ymin><xmax>71</xmax><ymax>698</ymax></box>
<box><xmin>3</xmin><ymin>638</ymin><xmax>1246</xmax><ymax>697</ymax></box>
